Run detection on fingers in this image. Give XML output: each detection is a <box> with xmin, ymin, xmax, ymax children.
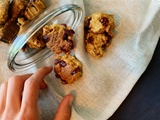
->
<box><xmin>40</xmin><ymin>80</ymin><xmax>47</xmax><ymax>90</ymax></box>
<box><xmin>5</xmin><ymin>74</ymin><xmax>32</xmax><ymax>112</ymax></box>
<box><xmin>54</xmin><ymin>94</ymin><xmax>74</xmax><ymax>120</ymax></box>
<box><xmin>21</xmin><ymin>66</ymin><xmax>53</xmax><ymax>111</ymax></box>
<box><xmin>0</xmin><ymin>82</ymin><xmax>8</xmax><ymax>114</ymax></box>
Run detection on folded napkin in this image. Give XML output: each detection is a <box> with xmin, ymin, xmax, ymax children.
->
<box><xmin>0</xmin><ymin>0</ymin><xmax>160</xmax><ymax>120</ymax></box>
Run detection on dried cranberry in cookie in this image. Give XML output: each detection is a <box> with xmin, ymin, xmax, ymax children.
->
<box><xmin>84</xmin><ymin>12</ymin><xmax>115</xmax><ymax>33</ymax></box>
<box><xmin>54</xmin><ymin>55</ymin><xmax>82</xmax><ymax>84</ymax></box>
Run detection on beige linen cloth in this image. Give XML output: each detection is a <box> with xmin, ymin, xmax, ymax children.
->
<box><xmin>0</xmin><ymin>0</ymin><xmax>160</xmax><ymax>120</ymax></box>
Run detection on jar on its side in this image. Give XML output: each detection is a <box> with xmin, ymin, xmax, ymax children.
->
<box><xmin>7</xmin><ymin>4</ymin><xmax>83</xmax><ymax>72</ymax></box>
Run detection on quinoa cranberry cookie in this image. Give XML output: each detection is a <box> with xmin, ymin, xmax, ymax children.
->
<box><xmin>84</xmin><ymin>12</ymin><xmax>115</xmax><ymax>58</ymax></box>
<box><xmin>0</xmin><ymin>0</ymin><xmax>27</xmax><ymax>43</ymax></box>
<box><xmin>43</xmin><ymin>24</ymin><xmax>75</xmax><ymax>54</ymax></box>
<box><xmin>0</xmin><ymin>0</ymin><xmax>10</xmax><ymax>25</ymax></box>
<box><xmin>24</xmin><ymin>0</ymin><xmax>46</xmax><ymax>20</ymax></box>
<box><xmin>10</xmin><ymin>0</ymin><xmax>28</xmax><ymax>21</ymax></box>
<box><xmin>0</xmin><ymin>0</ymin><xmax>46</xmax><ymax>44</ymax></box>
<box><xmin>18</xmin><ymin>0</ymin><xmax>46</xmax><ymax>25</ymax></box>
<box><xmin>54</xmin><ymin>54</ymin><xmax>82</xmax><ymax>84</ymax></box>
<box><xmin>84</xmin><ymin>12</ymin><xmax>115</xmax><ymax>33</ymax></box>
<box><xmin>85</xmin><ymin>32</ymin><xmax>112</xmax><ymax>58</ymax></box>
<box><xmin>0</xmin><ymin>20</ymin><xmax>20</xmax><ymax>44</ymax></box>
<box><xmin>26</xmin><ymin>29</ymin><xmax>46</xmax><ymax>49</ymax></box>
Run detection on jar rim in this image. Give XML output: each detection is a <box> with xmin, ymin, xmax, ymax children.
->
<box><xmin>7</xmin><ymin>4</ymin><xmax>83</xmax><ymax>72</ymax></box>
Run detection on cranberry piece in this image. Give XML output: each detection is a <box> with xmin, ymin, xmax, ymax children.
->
<box><xmin>70</xmin><ymin>29</ymin><xmax>75</xmax><ymax>34</ymax></box>
<box><xmin>61</xmin><ymin>23</ymin><xmax>67</xmax><ymax>27</ymax></box>
<box><xmin>55</xmin><ymin>59</ymin><xmax>67</xmax><ymax>67</ymax></box>
<box><xmin>104</xmin><ymin>31</ymin><xmax>112</xmax><ymax>39</ymax></box>
<box><xmin>43</xmin><ymin>35</ymin><xmax>49</xmax><ymax>43</ymax></box>
<box><xmin>55</xmin><ymin>73</ymin><xmax>61</xmax><ymax>78</ymax></box>
<box><xmin>68</xmin><ymin>40</ymin><xmax>74</xmax><ymax>49</ymax></box>
<box><xmin>104</xmin><ymin>31</ymin><xmax>109</xmax><ymax>36</ymax></box>
<box><xmin>54</xmin><ymin>59</ymin><xmax>61</xmax><ymax>65</ymax></box>
<box><xmin>71</xmin><ymin>67</ymin><xmax>81</xmax><ymax>75</ymax></box>
<box><xmin>100</xmin><ymin>17</ymin><xmax>109</xmax><ymax>26</ymax></box>
<box><xmin>60</xmin><ymin>60</ymin><xmax>67</xmax><ymax>67</ymax></box>
<box><xmin>63</xmin><ymin>29</ymin><xmax>75</xmax><ymax>40</ymax></box>
<box><xmin>102</xmin><ymin>43</ymin><xmax>107</xmax><ymax>49</ymax></box>
<box><xmin>63</xmin><ymin>33</ymin><xmax>68</xmax><ymax>40</ymax></box>
<box><xmin>87</xmin><ymin>37</ymin><xmax>94</xmax><ymax>44</ymax></box>
<box><xmin>66</xmin><ymin>29</ymin><xmax>75</xmax><ymax>36</ymax></box>
<box><xmin>84</xmin><ymin>17</ymin><xmax>91</xmax><ymax>30</ymax></box>
<box><xmin>36</xmin><ymin>36</ymin><xmax>40</xmax><ymax>40</ymax></box>
<box><xmin>107</xmin><ymin>35</ymin><xmax>112</xmax><ymax>41</ymax></box>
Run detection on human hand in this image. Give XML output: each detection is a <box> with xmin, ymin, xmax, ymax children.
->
<box><xmin>0</xmin><ymin>66</ymin><xmax>74</xmax><ymax>120</ymax></box>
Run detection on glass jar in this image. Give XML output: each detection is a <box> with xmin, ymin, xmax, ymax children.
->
<box><xmin>7</xmin><ymin>4</ymin><xmax>83</xmax><ymax>72</ymax></box>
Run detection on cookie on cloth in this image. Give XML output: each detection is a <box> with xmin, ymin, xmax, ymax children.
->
<box><xmin>84</xmin><ymin>12</ymin><xmax>115</xmax><ymax>34</ymax></box>
<box><xmin>54</xmin><ymin>54</ymin><xmax>82</xmax><ymax>84</ymax></box>
<box><xmin>85</xmin><ymin>32</ymin><xmax>111</xmax><ymax>58</ymax></box>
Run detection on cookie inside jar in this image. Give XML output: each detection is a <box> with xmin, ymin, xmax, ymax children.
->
<box><xmin>7</xmin><ymin>4</ymin><xmax>83</xmax><ymax>72</ymax></box>
<box><xmin>0</xmin><ymin>0</ymin><xmax>46</xmax><ymax>44</ymax></box>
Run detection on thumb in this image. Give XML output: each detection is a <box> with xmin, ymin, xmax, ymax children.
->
<box><xmin>54</xmin><ymin>94</ymin><xmax>74</xmax><ymax>120</ymax></box>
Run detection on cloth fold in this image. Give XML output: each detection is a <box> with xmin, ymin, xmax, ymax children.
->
<box><xmin>0</xmin><ymin>0</ymin><xmax>160</xmax><ymax>120</ymax></box>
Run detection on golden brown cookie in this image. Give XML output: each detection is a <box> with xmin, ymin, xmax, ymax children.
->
<box><xmin>0</xmin><ymin>20</ymin><xmax>20</xmax><ymax>44</ymax></box>
<box><xmin>0</xmin><ymin>0</ymin><xmax>10</xmax><ymax>24</ymax></box>
<box><xmin>0</xmin><ymin>0</ymin><xmax>27</xmax><ymax>44</ymax></box>
<box><xmin>10</xmin><ymin>0</ymin><xmax>28</xmax><ymax>20</ymax></box>
<box><xmin>85</xmin><ymin>32</ymin><xmax>111</xmax><ymax>58</ymax></box>
<box><xmin>84</xmin><ymin>12</ymin><xmax>115</xmax><ymax>34</ymax></box>
<box><xmin>27</xmin><ymin>29</ymin><xmax>45</xmax><ymax>49</ymax></box>
<box><xmin>54</xmin><ymin>55</ymin><xmax>82</xmax><ymax>84</ymax></box>
<box><xmin>84</xmin><ymin>12</ymin><xmax>115</xmax><ymax>58</ymax></box>
<box><xmin>25</xmin><ymin>0</ymin><xmax>46</xmax><ymax>20</ymax></box>
<box><xmin>43</xmin><ymin>24</ymin><xmax>75</xmax><ymax>54</ymax></box>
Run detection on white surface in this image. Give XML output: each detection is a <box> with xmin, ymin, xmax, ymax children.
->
<box><xmin>0</xmin><ymin>0</ymin><xmax>160</xmax><ymax>120</ymax></box>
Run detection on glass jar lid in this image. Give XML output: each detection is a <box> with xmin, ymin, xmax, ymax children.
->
<box><xmin>7</xmin><ymin>4</ymin><xmax>83</xmax><ymax>72</ymax></box>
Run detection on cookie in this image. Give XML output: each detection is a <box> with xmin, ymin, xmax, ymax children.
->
<box><xmin>27</xmin><ymin>29</ymin><xmax>46</xmax><ymax>49</ymax></box>
<box><xmin>0</xmin><ymin>0</ymin><xmax>10</xmax><ymax>24</ymax></box>
<box><xmin>10</xmin><ymin>0</ymin><xmax>28</xmax><ymax>20</ymax></box>
<box><xmin>54</xmin><ymin>55</ymin><xmax>82</xmax><ymax>84</ymax></box>
<box><xmin>24</xmin><ymin>0</ymin><xmax>46</xmax><ymax>20</ymax></box>
<box><xmin>84</xmin><ymin>12</ymin><xmax>115</xmax><ymax>58</ymax></box>
<box><xmin>85</xmin><ymin>32</ymin><xmax>111</xmax><ymax>58</ymax></box>
<box><xmin>84</xmin><ymin>12</ymin><xmax>115</xmax><ymax>33</ymax></box>
<box><xmin>0</xmin><ymin>20</ymin><xmax>20</xmax><ymax>44</ymax></box>
<box><xmin>43</xmin><ymin>24</ymin><xmax>75</xmax><ymax>54</ymax></box>
<box><xmin>0</xmin><ymin>0</ymin><xmax>27</xmax><ymax>44</ymax></box>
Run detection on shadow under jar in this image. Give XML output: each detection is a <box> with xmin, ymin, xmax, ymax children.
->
<box><xmin>7</xmin><ymin>4</ymin><xmax>83</xmax><ymax>72</ymax></box>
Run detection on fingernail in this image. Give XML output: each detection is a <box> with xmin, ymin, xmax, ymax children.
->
<box><xmin>69</xmin><ymin>95</ymin><xmax>74</xmax><ymax>106</ymax></box>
